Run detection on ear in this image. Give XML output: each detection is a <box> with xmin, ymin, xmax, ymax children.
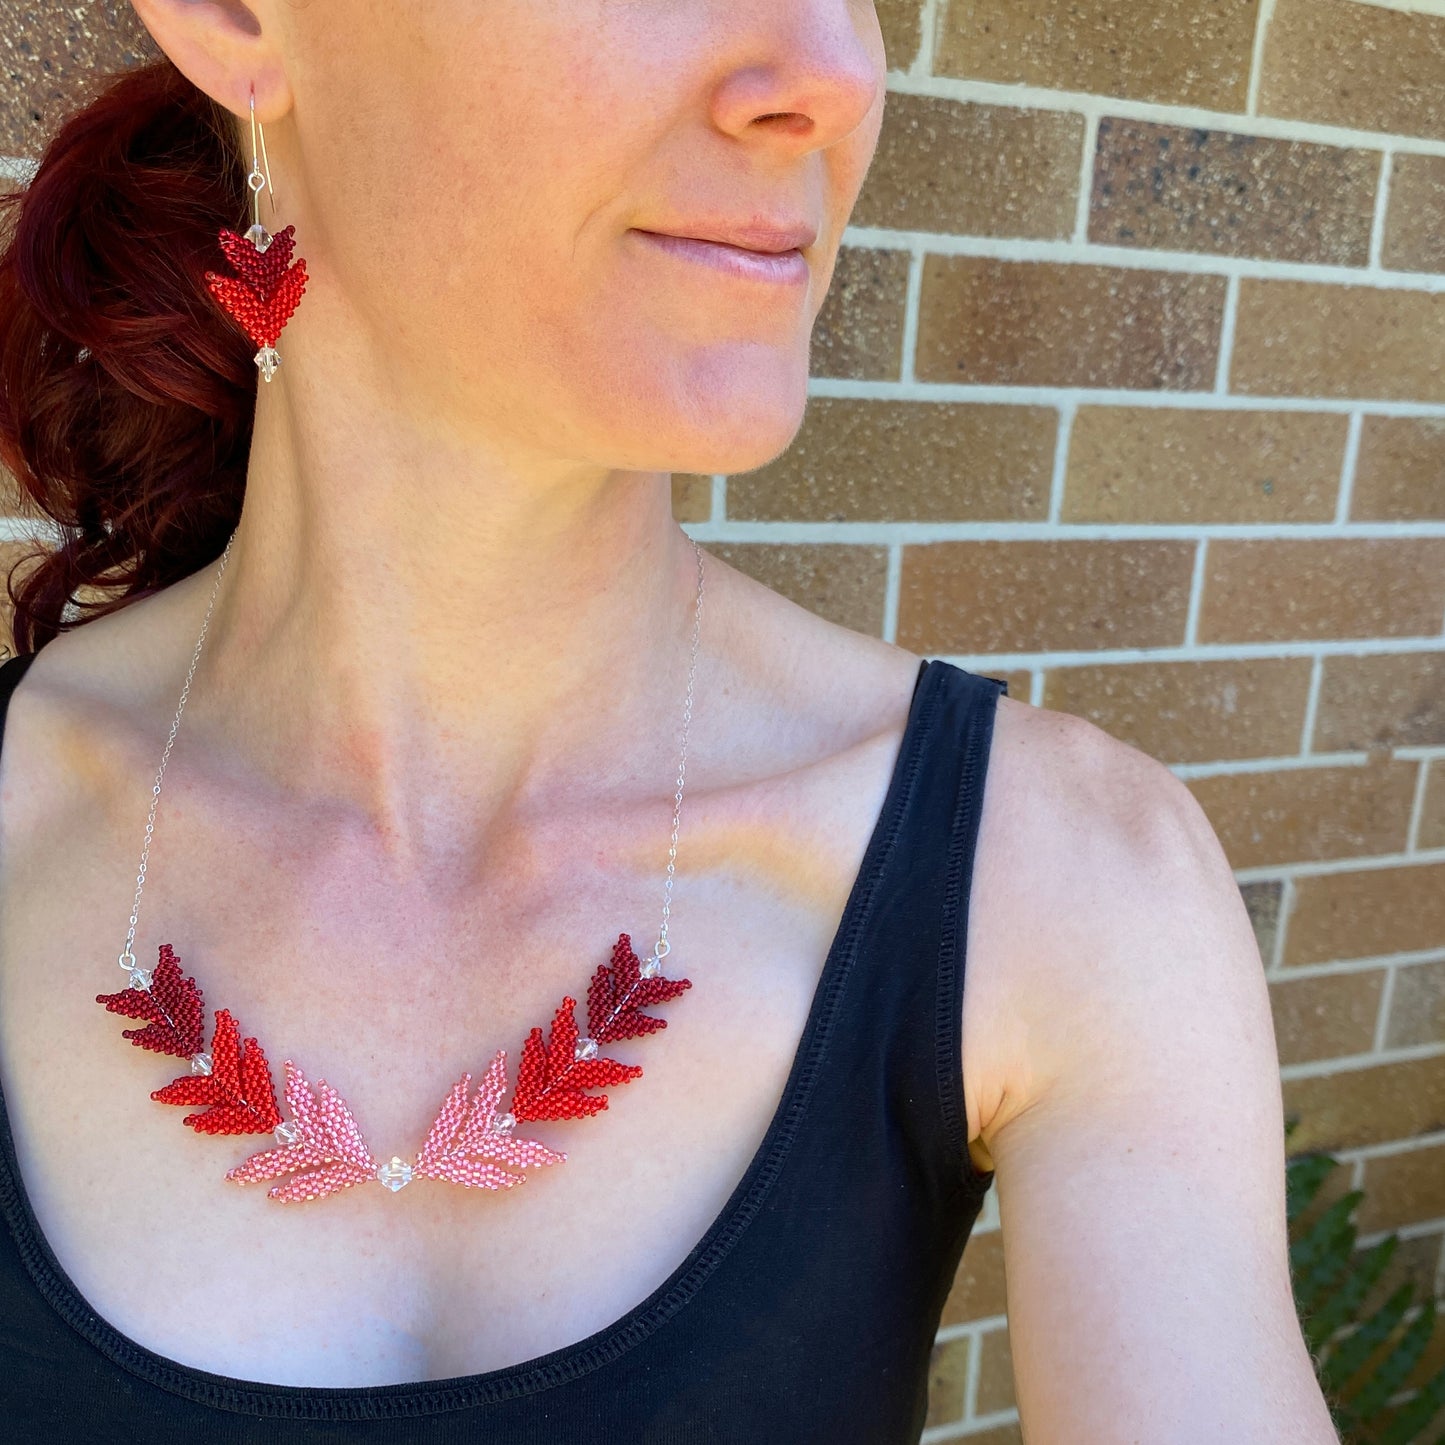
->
<box><xmin>126</xmin><ymin>0</ymin><xmax>293</xmax><ymax>124</ymax></box>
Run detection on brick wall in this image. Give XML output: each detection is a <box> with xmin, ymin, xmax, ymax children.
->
<box><xmin>1</xmin><ymin>1</ymin><xmax>1443</xmax><ymax>1438</ymax></box>
<box><xmin>682</xmin><ymin>2</ymin><xmax>1445</xmax><ymax>1433</ymax></box>
<box><xmin>676</xmin><ymin>3</ymin><xmax>1445</xmax><ymax>1437</ymax></box>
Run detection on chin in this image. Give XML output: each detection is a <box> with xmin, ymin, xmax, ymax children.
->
<box><xmin>645</xmin><ymin>378</ymin><xmax>812</xmax><ymax>475</ymax></box>
<box><xmin>628</xmin><ymin>411</ymin><xmax>809</xmax><ymax>478</ymax></box>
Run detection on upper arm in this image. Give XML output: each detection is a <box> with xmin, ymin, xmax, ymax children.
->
<box><xmin>973</xmin><ymin>715</ymin><xmax>1339</xmax><ymax>1443</ymax></box>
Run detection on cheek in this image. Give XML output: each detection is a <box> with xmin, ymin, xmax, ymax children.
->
<box><xmin>386</xmin><ymin>40</ymin><xmax>654</xmax><ymax>336</ymax></box>
<box><xmin>353</xmin><ymin>41</ymin><xmax>678</xmax><ymax>377</ymax></box>
<box><xmin>306</xmin><ymin>0</ymin><xmax>647</xmax><ymax>290</ymax></box>
<box><xmin>522</xmin><ymin>242</ymin><xmax>818</xmax><ymax>473</ymax></box>
<box><xmin>291</xmin><ymin>0</ymin><xmax>841</xmax><ymax>465</ymax></box>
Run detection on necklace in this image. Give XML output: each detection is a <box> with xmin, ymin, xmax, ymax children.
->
<box><xmin>95</xmin><ymin>530</ymin><xmax>705</xmax><ymax>1204</ymax></box>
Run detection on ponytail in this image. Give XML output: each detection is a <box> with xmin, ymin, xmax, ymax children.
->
<box><xmin>0</xmin><ymin>56</ymin><xmax>255</xmax><ymax>654</ymax></box>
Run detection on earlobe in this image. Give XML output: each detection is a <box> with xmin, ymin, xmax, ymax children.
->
<box><xmin>124</xmin><ymin>0</ymin><xmax>293</xmax><ymax>126</ymax></box>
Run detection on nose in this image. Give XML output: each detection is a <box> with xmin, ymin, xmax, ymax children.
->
<box><xmin>707</xmin><ymin>0</ymin><xmax>885</xmax><ymax>155</ymax></box>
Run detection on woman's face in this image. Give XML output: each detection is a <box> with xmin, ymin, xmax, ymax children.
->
<box><xmin>222</xmin><ymin>0</ymin><xmax>887</xmax><ymax>478</ymax></box>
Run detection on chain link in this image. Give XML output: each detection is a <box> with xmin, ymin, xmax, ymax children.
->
<box><xmin>118</xmin><ymin>528</ymin><xmax>237</xmax><ymax>971</ymax></box>
<box><xmin>655</xmin><ymin>534</ymin><xmax>706</xmax><ymax>961</ymax></box>
<box><xmin>119</xmin><ymin>529</ymin><xmax>706</xmax><ymax>973</ymax></box>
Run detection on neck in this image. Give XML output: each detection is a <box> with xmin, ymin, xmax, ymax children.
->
<box><xmin>172</xmin><ymin>371</ymin><xmax>707</xmax><ymax>867</ymax></box>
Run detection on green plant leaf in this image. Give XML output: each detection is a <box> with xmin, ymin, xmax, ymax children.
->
<box><xmin>1292</xmin><ymin>1189</ymin><xmax>1364</xmax><ymax>1315</ymax></box>
<box><xmin>1283</xmin><ymin>1119</ymin><xmax>1445</xmax><ymax>1442</ymax></box>
<box><xmin>1307</xmin><ymin>1235</ymin><xmax>1398</xmax><ymax>1348</ymax></box>
<box><xmin>1352</xmin><ymin>1299</ymin><xmax>1438</xmax><ymax>1418</ymax></box>
<box><xmin>1321</xmin><ymin>1281</ymin><xmax>1415</xmax><ymax>1396</ymax></box>
<box><xmin>1286</xmin><ymin>1150</ymin><xmax>1339</xmax><ymax>1225</ymax></box>
<box><xmin>1378</xmin><ymin>1355</ymin><xmax>1445</xmax><ymax>1445</ymax></box>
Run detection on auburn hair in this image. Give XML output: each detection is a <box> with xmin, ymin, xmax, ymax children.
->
<box><xmin>0</xmin><ymin>56</ymin><xmax>254</xmax><ymax>656</ymax></box>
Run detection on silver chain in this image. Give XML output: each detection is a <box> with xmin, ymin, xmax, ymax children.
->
<box><xmin>118</xmin><ymin>528</ymin><xmax>707</xmax><ymax>981</ymax></box>
<box><xmin>656</xmin><ymin>532</ymin><xmax>705</xmax><ymax>962</ymax></box>
<box><xmin>116</xmin><ymin>528</ymin><xmax>237</xmax><ymax>976</ymax></box>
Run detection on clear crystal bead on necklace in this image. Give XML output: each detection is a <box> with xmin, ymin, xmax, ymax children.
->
<box><xmin>376</xmin><ymin>1157</ymin><xmax>414</xmax><ymax>1192</ymax></box>
<box><xmin>107</xmin><ymin>528</ymin><xmax>706</xmax><ymax>1196</ymax></box>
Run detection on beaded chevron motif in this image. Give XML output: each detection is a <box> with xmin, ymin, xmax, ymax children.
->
<box><xmin>202</xmin><ymin>222</ymin><xmax>309</xmax><ymax>383</ymax></box>
<box><xmin>95</xmin><ymin>933</ymin><xmax>691</xmax><ymax>1203</ymax></box>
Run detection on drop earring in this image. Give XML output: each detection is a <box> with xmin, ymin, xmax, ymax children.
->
<box><xmin>203</xmin><ymin>84</ymin><xmax>309</xmax><ymax>384</ymax></box>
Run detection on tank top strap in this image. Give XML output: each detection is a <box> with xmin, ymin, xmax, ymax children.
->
<box><xmin>0</xmin><ymin>656</ymin><xmax>35</xmax><ymax>716</ymax></box>
<box><xmin>785</xmin><ymin>656</ymin><xmax>1007</xmax><ymax>1209</ymax></box>
<box><xmin>0</xmin><ymin>652</ymin><xmax>37</xmax><ymax>748</ymax></box>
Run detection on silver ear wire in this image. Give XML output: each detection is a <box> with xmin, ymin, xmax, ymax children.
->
<box><xmin>244</xmin><ymin>84</ymin><xmax>277</xmax><ymax>254</ymax></box>
<box><xmin>249</xmin><ymin>85</ymin><xmax>277</xmax><ymax>214</ymax></box>
<box><xmin>205</xmin><ymin>82</ymin><xmax>308</xmax><ymax>382</ymax></box>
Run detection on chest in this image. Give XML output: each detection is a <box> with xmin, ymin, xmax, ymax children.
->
<box><xmin>0</xmin><ymin>715</ymin><xmax>911</xmax><ymax>1387</ymax></box>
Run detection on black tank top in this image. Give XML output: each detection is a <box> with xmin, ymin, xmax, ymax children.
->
<box><xmin>0</xmin><ymin>649</ymin><xmax>1003</xmax><ymax>1443</ymax></box>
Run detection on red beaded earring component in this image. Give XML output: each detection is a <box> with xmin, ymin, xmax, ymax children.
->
<box><xmin>204</xmin><ymin>223</ymin><xmax>308</xmax><ymax>383</ymax></box>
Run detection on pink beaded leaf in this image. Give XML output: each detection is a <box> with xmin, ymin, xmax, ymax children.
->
<box><xmin>203</xmin><ymin>224</ymin><xmax>308</xmax><ymax>350</ymax></box>
<box><xmin>413</xmin><ymin>1050</ymin><xmax>566</xmax><ymax>1190</ymax></box>
<box><xmin>151</xmin><ymin>1007</ymin><xmax>282</xmax><ymax>1136</ymax></box>
<box><xmin>95</xmin><ymin>943</ymin><xmax>206</xmax><ymax>1058</ymax></box>
<box><xmin>226</xmin><ymin>1059</ymin><xmax>377</xmax><ymax>1203</ymax></box>
<box><xmin>511</xmin><ymin>932</ymin><xmax>691</xmax><ymax>1124</ymax></box>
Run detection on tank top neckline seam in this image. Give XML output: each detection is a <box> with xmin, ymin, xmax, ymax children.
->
<box><xmin>0</xmin><ymin>651</ymin><xmax>952</xmax><ymax>1419</ymax></box>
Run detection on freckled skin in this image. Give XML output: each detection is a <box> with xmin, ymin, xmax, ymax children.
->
<box><xmin>140</xmin><ymin>0</ymin><xmax>887</xmax><ymax>486</ymax></box>
<box><xmin>4</xmin><ymin>0</ymin><xmax>911</xmax><ymax>1391</ymax></box>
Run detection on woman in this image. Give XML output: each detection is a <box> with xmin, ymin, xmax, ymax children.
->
<box><xmin>0</xmin><ymin>1</ymin><xmax>1340</xmax><ymax>1441</ymax></box>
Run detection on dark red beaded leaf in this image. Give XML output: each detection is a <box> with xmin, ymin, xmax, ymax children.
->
<box><xmin>511</xmin><ymin>932</ymin><xmax>691</xmax><ymax>1124</ymax></box>
<box><xmin>586</xmin><ymin>932</ymin><xmax>692</xmax><ymax>1044</ymax></box>
<box><xmin>203</xmin><ymin>223</ymin><xmax>308</xmax><ymax>350</ymax></box>
<box><xmin>95</xmin><ymin>942</ymin><xmax>206</xmax><ymax>1058</ymax></box>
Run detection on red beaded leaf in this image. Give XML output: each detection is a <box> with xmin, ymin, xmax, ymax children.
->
<box><xmin>413</xmin><ymin>1050</ymin><xmax>566</xmax><ymax>1190</ymax></box>
<box><xmin>512</xmin><ymin>994</ymin><xmax>641</xmax><ymax>1123</ymax></box>
<box><xmin>586</xmin><ymin>932</ymin><xmax>693</xmax><ymax>1044</ymax></box>
<box><xmin>226</xmin><ymin>1060</ymin><xmax>377</xmax><ymax>1203</ymax></box>
<box><xmin>95</xmin><ymin>943</ymin><xmax>206</xmax><ymax>1058</ymax></box>
<box><xmin>203</xmin><ymin>224</ymin><xmax>308</xmax><ymax>349</ymax></box>
<box><xmin>150</xmin><ymin>1008</ymin><xmax>282</xmax><ymax>1136</ymax></box>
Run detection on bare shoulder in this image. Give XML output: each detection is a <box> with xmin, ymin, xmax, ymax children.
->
<box><xmin>964</xmin><ymin>693</ymin><xmax>1268</xmax><ymax>1164</ymax></box>
<box><xmin>5</xmin><ymin>559</ymin><xmax>204</xmax><ymax>708</ymax></box>
<box><xmin>0</xmin><ymin>579</ymin><xmax>201</xmax><ymax>842</ymax></box>
<box><xmin>962</xmin><ymin>697</ymin><xmax>1338</xmax><ymax>1438</ymax></box>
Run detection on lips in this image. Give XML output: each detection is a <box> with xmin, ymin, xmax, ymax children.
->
<box><xmin>637</xmin><ymin>220</ymin><xmax>817</xmax><ymax>254</ymax></box>
<box><xmin>631</xmin><ymin>228</ymin><xmax>810</xmax><ymax>285</ymax></box>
